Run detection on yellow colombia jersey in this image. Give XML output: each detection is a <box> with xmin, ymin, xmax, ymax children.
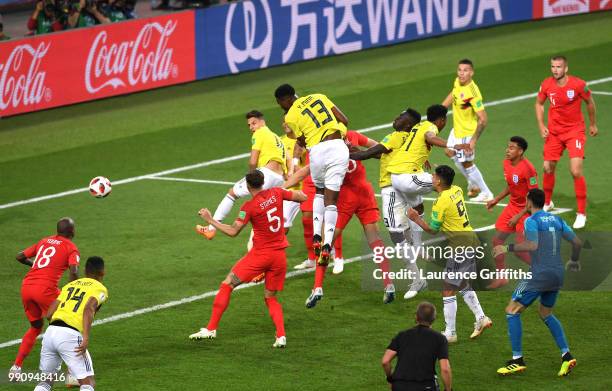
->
<box><xmin>451</xmin><ymin>77</ymin><xmax>484</xmax><ymax>138</ymax></box>
<box><xmin>252</xmin><ymin>126</ymin><xmax>287</xmax><ymax>173</ymax></box>
<box><xmin>379</xmin><ymin>131</ymin><xmax>410</xmax><ymax>188</ymax></box>
<box><xmin>281</xmin><ymin>134</ymin><xmax>305</xmax><ymax>190</ymax></box>
<box><xmin>430</xmin><ymin>185</ymin><xmax>472</xmax><ymax>232</ymax></box>
<box><xmin>284</xmin><ymin>93</ymin><xmax>347</xmax><ymax>148</ymax></box>
<box><xmin>51</xmin><ymin>278</ymin><xmax>108</xmax><ymax>334</ymax></box>
<box><xmin>386</xmin><ymin>121</ymin><xmax>438</xmax><ymax>175</ymax></box>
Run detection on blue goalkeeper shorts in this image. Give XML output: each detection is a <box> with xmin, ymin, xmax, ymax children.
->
<box><xmin>512</xmin><ymin>281</ymin><xmax>559</xmax><ymax>308</ymax></box>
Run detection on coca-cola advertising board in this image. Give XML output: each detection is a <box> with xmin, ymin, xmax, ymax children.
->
<box><xmin>0</xmin><ymin>11</ymin><xmax>195</xmax><ymax>117</ymax></box>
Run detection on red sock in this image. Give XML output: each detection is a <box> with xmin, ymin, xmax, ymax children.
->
<box><xmin>370</xmin><ymin>239</ymin><xmax>391</xmax><ymax>286</ymax></box>
<box><xmin>14</xmin><ymin>327</ymin><xmax>41</xmax><ymax>367</ymax></box>
<box><xmin>492</xmin><ymin>237</ymin><xmax>506</xmax><ymax>270</ymax></box>
<box><xmin>334</xmin><ymin>234</ymin><xmax>343</xmax><ymax>259</ymax></box>
<box><xmin>514</xmin><ymin>233</ymin><xmax>531</xmax><ymax>265</ymax></box>
<box><xmin>314</xmin><ymin>264</ymin><xmax>327</xmax><ymax>289</ymax></box>
<box><xmin>574</xmin><ymin>176</ymin><xmax>587</xmax><ymax>214</ymax></box>
<box><xmin>302</xmin><ymin>215</ymin><xmax>316</xmax><ymax>261</ymax></box>
<box><xmin>206</xmin><ymin>283</ymin><xmax>232</xmax><ymax>330</ymax></box>
<box><xmin>265</xmin><ymin>297</ymin><xmax>286</xmax><ymax>338</ymax></box>
<box><xmin>543</xmin><ymin>172</ymin><xmax>555</xmax><ymax>205</ymax></box>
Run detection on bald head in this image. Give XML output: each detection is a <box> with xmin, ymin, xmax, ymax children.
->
<box><xmin>57</xmin><ymin>217</ymin><xmax>75</xmax><ymax>238</ymax></box>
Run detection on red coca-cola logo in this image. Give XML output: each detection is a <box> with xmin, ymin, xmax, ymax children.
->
<box><xmin>0</xmin><ymin>42</ymin><xmax>50</xmax><ymax>110</ymax></box>
<box><xmin>85</xmin><ymin>20</ymin><xmax>177</xmax><ymax>94</ymax></box>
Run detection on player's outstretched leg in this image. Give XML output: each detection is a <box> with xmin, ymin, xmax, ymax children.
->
<box><xmin>459</xmin><ymin>287</ymin><xmax>492</xmax><ymax>339</ymax></box>
<box><xmin>13</xmin><ymin>321</ymin><xmax>43</xmax><ymax>374</ymax></box>
<box><xmin>306</xmin><ymin>266</ymin><xmax>325</xmax><ymax>309</ymax></box>
<box><xmin>466</xmin><ymin>164</ymin><xmax>493</xmax><ymax>202</ymax></box>
<box><xmin>442</xmin><ymin>294</ymin><xmax>457</xmax><ymax>343</ymax></box>
<box><xmin>190</xmin><ymin>282</ymin><xmax>234</xmax><ymax>340</ymax></box>
<box><xmin>498</xmin><ymin>301</ymin><xmax>527</xmax><ymax>375</ymax></box>
<box><xmin>539</xmin><ymin>303</ymin><xmax>576</xmax><ymax>376</ymax></box>
<box><xmin>264</xmin><ymin>293</ymin><xmax>286</xmax><ymax>348</ymax></box>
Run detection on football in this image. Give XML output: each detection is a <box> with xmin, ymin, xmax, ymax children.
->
<box><xmin>89</xmin><ymin>176</ymin><xmax>112</xmax><ymax>198</ymax></box>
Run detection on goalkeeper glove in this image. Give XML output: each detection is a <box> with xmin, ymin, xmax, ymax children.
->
<box><xmin>565</xmin><ymin>259</ymin><xmax>581</xmax><ymax>272</ymax></box>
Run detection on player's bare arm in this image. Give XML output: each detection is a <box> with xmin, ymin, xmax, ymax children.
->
<box><xmin>69</xmin><ymin>265</ymin><xmax>79</xmax><ymax>282</ymax></box>
<box><xmin>493</xmin><ymin>239</ymin><xmax>538</xmax><ymax>257</ymax></box>
<box><xmin>284</xmin><ymin>165</ymin><xmax>310</xmax><ymax>189</ymax></box>
<box><xmin>45</xmin><ymin>300</ymin><xmax>60</xmax><ymax>320</ymax></box>
<box><xmin>331</xmin><ymin>106</ymin><xmax>349</xmax><ymax>126</ymax></box>
<box><xmin>199</xmin><ymin>208</ymin><xmax>246</xmax><ymax>237</ymax></box>
<box><xmin>486</xmin><ymin>187</ymin><xmax>510</xmax><ymax>211</ymax></box>
<box><xmin>507</xmin><ymin>208</ymin><xmax>529</xmax><ymax>228</ymax></box>
<box><xmin>75</xmin><ymin>297</ymin><xmax>99</xmax><ymax>356</ymax></box>
<box><xmin>425</xmin><ymin>131</ymin><xmax>472</xmax><ymax>153</ymax></box>
<box><xmin>16</xmin><ymin>251</ymin><xmax>33</xmax><ymax>267</ymax></box>
<box><xmin>381</xmin><ymin>349</ymin><xmax>397</xmax><ymax>381</ymax></box>
<box><xmin>439</xmin><ymin>359</ymin><xmax>452</xmax><ymax>391</ymax></box>
<box><xmin>442</xmin><ymin>92</ymin><xmax>453</xmax><ymax>108</ymax></box>
<box><xmin>249</xmin><ymin>149</ymin><xmax>260</xmax><ymax>171</ymax></box>
<box><xmin>566</xmin><ymin>236</ymin><xmax>583</xmax><ymax>272</ymax></box>
<box><xmin>289</xmin><ymin>190</ymin><xmax>308</xmax><ymax>203</ymax></box>
<box><xmin>350</xmin><ymin>144</ymin><xmax>390</xmax><ymax>161</ymax></box>
<box><xmin>470</xmin><ymin>110</ymin><xmax>488</xmax><ymax>149</ymax></box>
<box><xmin>535</xmin><ymin>97</ymin><xmax>548</xmax><ymax>138</ymax></box>
<box><xmin>407</xmin><ymin>207</ymin><xmax>438</xmax><ymax>235</ymax></box>
<box><xmin>586</xmin><ymin>95</ymin><xmax>598</xmax><ymax>137</ymax></box>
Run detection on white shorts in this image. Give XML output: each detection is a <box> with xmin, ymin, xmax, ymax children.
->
<box><xmin>39</xmin><ymin>325</ymin><xmax>94</xmax><ymax>380</ymax></box>
<box><xmin>447</xmin><ymin>128</ymin><xmax>474</xmax><ymax>163</ymax></box>
<box><xmin>309</xmin><ymin>138</ymin><xmax>349</xmax><ymax>192</ymax></box>
<box><xmin>391</xmin><ymin>172</ymin><xmax>433</xmax><ymax>208</ymax></box>
<box><xmin>381</xmin><ymin>186</ymin><xmax>409</xmax><ymax>233</ymax></box>
<box><xmin>283</xmin><ymin>200</ymin><xmax>301</xmax><ymax>228</ymax></box>
<box><xmin>232</xmin><ymin>167</ymin><xmax>284</xmax><ymax>198</ymax></box>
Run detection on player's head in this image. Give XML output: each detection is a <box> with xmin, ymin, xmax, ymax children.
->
<box><xmin>426</xmin><ymin>104</ymin><xmax>448</xmax><ymax>131</ymax></box>
<box><xmin>457</xmin><ymin>58</ymin><xmax>474</xmax><ymax>85</ymax></box>
<box><xmin>550</xmin><ymin>55</ymin><xmax>568</xmax><ymax>80</ymax></box>
<box><xmin>275</xmin><ymin>84</ymin><xmax>297</xmax><ymax>112</ymax></box>
<box><xmin>393</xmin><ymin>108</ymin><xmax>421</xmax><ymax>131</ymax></box>
<box><xmin>526</xmin><ymin>188</ymin><xmax>545</xmax><ymax>212</ymax></box>
<box><xmin>57</xmin><ymin>217</ymin><xmax>75</xmax><ymax>239</ymax></box>
<box><xmin>85</xmin><ymin>256</ymin><xmax>105</xmax><ymax>280</ymax></box>
<box><xmin>506</xmin><ymin>136</ymin><xmax>528</xmax><ymax>161</ymax></box>
<box><xmin>245</xmin><ymin>169</ymin><xmax>264</xmax><ymax>192</ymax></box>
<box><xmin>246</xmin><ymin>110</ymin><xmax>266</xmax><ymax>132</ymax></box>
<box><xmin>433</xmin><ymin>165</ymin><xmax>455</xmax><ymax>191</ymax></box>
<box><xmin>415</xmin><ymin>301</ymin><xmax>436</xmax><ymax>326</ymax></box>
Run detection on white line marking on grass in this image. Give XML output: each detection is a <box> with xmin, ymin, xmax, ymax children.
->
<box><xmin>0</xmin><ymin>207</ymin><xmax>572</xmax><ymax>349</ymax></box>
<box><xmin>2</xmin><ymin>76</ymin><xmax>611</xmax><ymax>211</ymax></box>
<box><xmin>592</xmin><ymin>91</ymin><xmax>612</xmax><ymax>96</ymax></box>
<box><xmin>146</xmin><ymin>177</ymin><xmax>235</xmax><ymax>186</ymax></box>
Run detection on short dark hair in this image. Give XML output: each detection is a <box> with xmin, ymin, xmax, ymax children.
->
<box><xmin>527</xmin><ymin>188</ymin><xmax>545</xmax><ymax>209</ymax></box>
<box><xmin>246</xmin><ymin>110</ymin><xmax>264</xmax><ymax>120</ymax></box>
<box><xmin>403</xmin><ymin>108</ymin><xmax>422</xmax><ymax>123</ymax></box>
<box><xmin>57</xmin><ymin>217</ymin><xmax>75</xmax><ymax>236</ymax></box>
<box><xmin>245</xmin><ymin>170</ymin><xmax>264</xmax><ymax>189</ymax></box>
<box><xmin>510</xmin><ymin>136</ymin><xmax>528</xmax><ymax>151</ymax></box>
<box><xmin>85</xmin><ymin>256</ymin><xmax>105</xmax><ymax>275</ymax></box>
<box><xmin>458</xmin><ymin>58</ymin><xmax>474</xmax><ymax>68</ymax></box>
<box><xmin>426</xmin><ymin>104</ymin><xmax>448</xmax><ymax>122</ymax></box>
<box><xmin>435</xmin><ymin>165</ymin><xmax>455</xmax><ymax>186</ymax></box>
<box><xmin>274</xmin><ymin>84</ymin><xmax>295</xmax><ymax>99</ymax></box>
<box><xmin>551</xmin><ymin>55</ymin><xmax>567</xmax><ymax>63</ymax></box>
<box><xmin>416</xmin><ymin>301</ymin><xmax>436</xmax><ymax>325</ymax></box>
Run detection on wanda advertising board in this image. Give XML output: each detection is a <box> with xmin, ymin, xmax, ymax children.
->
<box><xmin>0</xmin><ymin>11</ymin><xmax>195</xmax><ymax>117</ymax></box>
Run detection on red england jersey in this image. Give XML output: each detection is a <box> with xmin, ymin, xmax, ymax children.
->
<box><xmin>236</xmin><ymin>188</ymin><xmax>293</xmax><ymax>251</ymax></box>
<box><xmin>503</xmin><ymin>158</ymin><xmax>538</xmax><ymax>208</ymax></box>
<box><xmin>22</xmin><ymin>235</ymin><xmax>80</xmax><ymax>288</ymax></box>
<box><xmin>343</xmin><ymin>131</ymin><xmax>370</xmax><ymax>187</ymax></box>
<box><xmin>537</xmin><ymin>76</ymin><xmax>591</xmax><ymax>134</ymax></box>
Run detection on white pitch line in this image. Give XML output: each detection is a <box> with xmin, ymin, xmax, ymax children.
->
<box><xmin>2</xmin><ymin>75</ymin><xmax>611</xmax><ymax>211</ymax></box>
<box><xmin>146</xmin><ymin>176</ymin><xmax>235</xmax><ymax>186</ymax></box>
<box><xmin>0</xmin><ymin>207</ymin><xmax>572</xmax><ymax>349</ymax></box>
<box><xmin>592</xmin><ymin>91</ymin><xmax>612</xmax><ymax>96</ymax></box>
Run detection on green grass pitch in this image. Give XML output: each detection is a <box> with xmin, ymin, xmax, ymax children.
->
<box><xmin>1</xmin><ymin>11</ymin><xmax>612</xmax><ymax>391</ymax></box>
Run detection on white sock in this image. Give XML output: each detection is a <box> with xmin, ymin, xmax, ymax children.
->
<box><xmin>460</xmin><ymin>288</ymin><xmax>485</xmax><ymax>321</ymax></box>
<box><xmin>34</xmin><ymin>383</ymin><xmax>52</xmax><ymax>391</ymax></box>
<box><xmin>323</xmin><ymin>205</ymin><xmax>338</xmax><ymax>247</ymax></box>
<box><xmin>313</xmin><ymin>194</ymin><xmax>325</xmax><ymax>238</ymax></box>
<box><xmin>453</xmin><ymin>158</ymin><xmax>474</xmax><ymax>189</ymax></box>
<box><xmin>80</xmin><ymin>385</ymin><xmax>95</xmax><ymax>391</ymax></box>
<box><xmin>443</xmin><ymin>296</ymin><xmax>457</xmax><ymax>334</ymax></box>
<box><xmin>211</xmin><ymin>194</ymin><xmax>236</xmax><ymax>227</ymax></box>
<box><xmin>466</xmin><ymin>165</ymin><xmax>492</xmax><ymax>195</ymax></box>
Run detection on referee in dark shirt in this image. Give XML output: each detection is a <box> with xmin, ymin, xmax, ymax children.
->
<box><xmin>382</xmin><ymin>302</ymin><xmax>452</xmax><ymax>391</ymax></box>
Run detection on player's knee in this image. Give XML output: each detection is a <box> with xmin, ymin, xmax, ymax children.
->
<box><xmin>462</xmin><ymin>161</ymin><xmax>473</xmax><ymax>168</ymax></box>
<box><xmin>413</xmin><ymin>204</ymin><xmax>424</xmax><ymax>215</ymax></box>
<box><xmin>543</xmin><ymin>162</ymin><xmax>556</xmax><ymax>173</ymax></box>
<box><xmin>78</xmin><ymin>376</ymin><xmax>95</xmax><ymax>387</ymax></box>
<box><xmin>30</xmin><ymin>319</ymin><xmax>43</xmax><ymax>329</ymax></box>
<box><xmin>569</xmin><ymin>167</ymin><xmax>582</xmax><ymax>178</ymax></box>
<box><xmin>264</xmin><ymin>289</ymin><xmax>277</xmax><ymax>298</ymax></box>
<box><xmin>224</xmin><ymin>273</ymin><xmax>242</xmax><ymax>288</ymax></box>
<box><xmin>538</xmin><ymin>305</ymin><xmax>552</xmax><ymax>319</ymax></box>
<box><xmin>389</xmin><ymin>230</ymin><xmax>405</xmax><ymax>245</ymax></box>
<box><xmin>505</xmin><ymin>303</ymin><xmax>522</xmax><ymax>314</ymax></box>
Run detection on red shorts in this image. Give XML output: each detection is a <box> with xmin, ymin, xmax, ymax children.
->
<box><xmin>300</xmin><ymin>179</ymin><xmax>316</xmax><ymax>213</ymax></box>
<box><xmin>21</xmin><ymin>283</ymin><xmax>60</xmax><ymax>322</ymax></box>
<box><xmin>543</xmin><ymin>130</ymin><xmax>585</xmax><ymax>161</ymax></box>
<box><xmin>336</xmin><ymin>183</ymin><xmax>380</xmax><ymax>230</ymax></box>
<box><xmin>232</xmin><ymin>248</ymin><xmax>287</xmax><ymax>291</ymax></box>
<box><xmin>495</xmin><ymin>204</ymin><xmax>529</xmax><ymax>233</ymax></box>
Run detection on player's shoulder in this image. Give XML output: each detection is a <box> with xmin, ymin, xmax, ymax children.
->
<box><xmin>568</xmin><ymin>75</ymin><xmax>587</xmax><ymax>88</ymax></box>
<box><xmin>541</xmin><ymin>76</ymin><xmax>556</xmax><ymax>88</ymax></box>
<box><xmin>521</xmin><ymin>157</ymin><xmax>537</xmax><ymax>172</ymax></box>
<box><xmin>452</xmin><ymin>77</ymin><xmax>460</xmax><ymax>89</ymax></box>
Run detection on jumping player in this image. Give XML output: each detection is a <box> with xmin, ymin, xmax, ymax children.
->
<box><xmin>535</xmin><ymin>55</ymin><xmax>597</xmax><ymax>229</ymax></box>
<box><xmin>486</xmin><ymin>136</ymin><xmax>538</xmax><ymax>288</ymax></box>
<box><xmin>9</xmin><ymin>218</ymin><xmax>80</xmax><ymax>379</ymax></box>
<box><xmin>190</xmin><ymin>170</ymin><xmax>307</xmax><ymax>347</ymax></box>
